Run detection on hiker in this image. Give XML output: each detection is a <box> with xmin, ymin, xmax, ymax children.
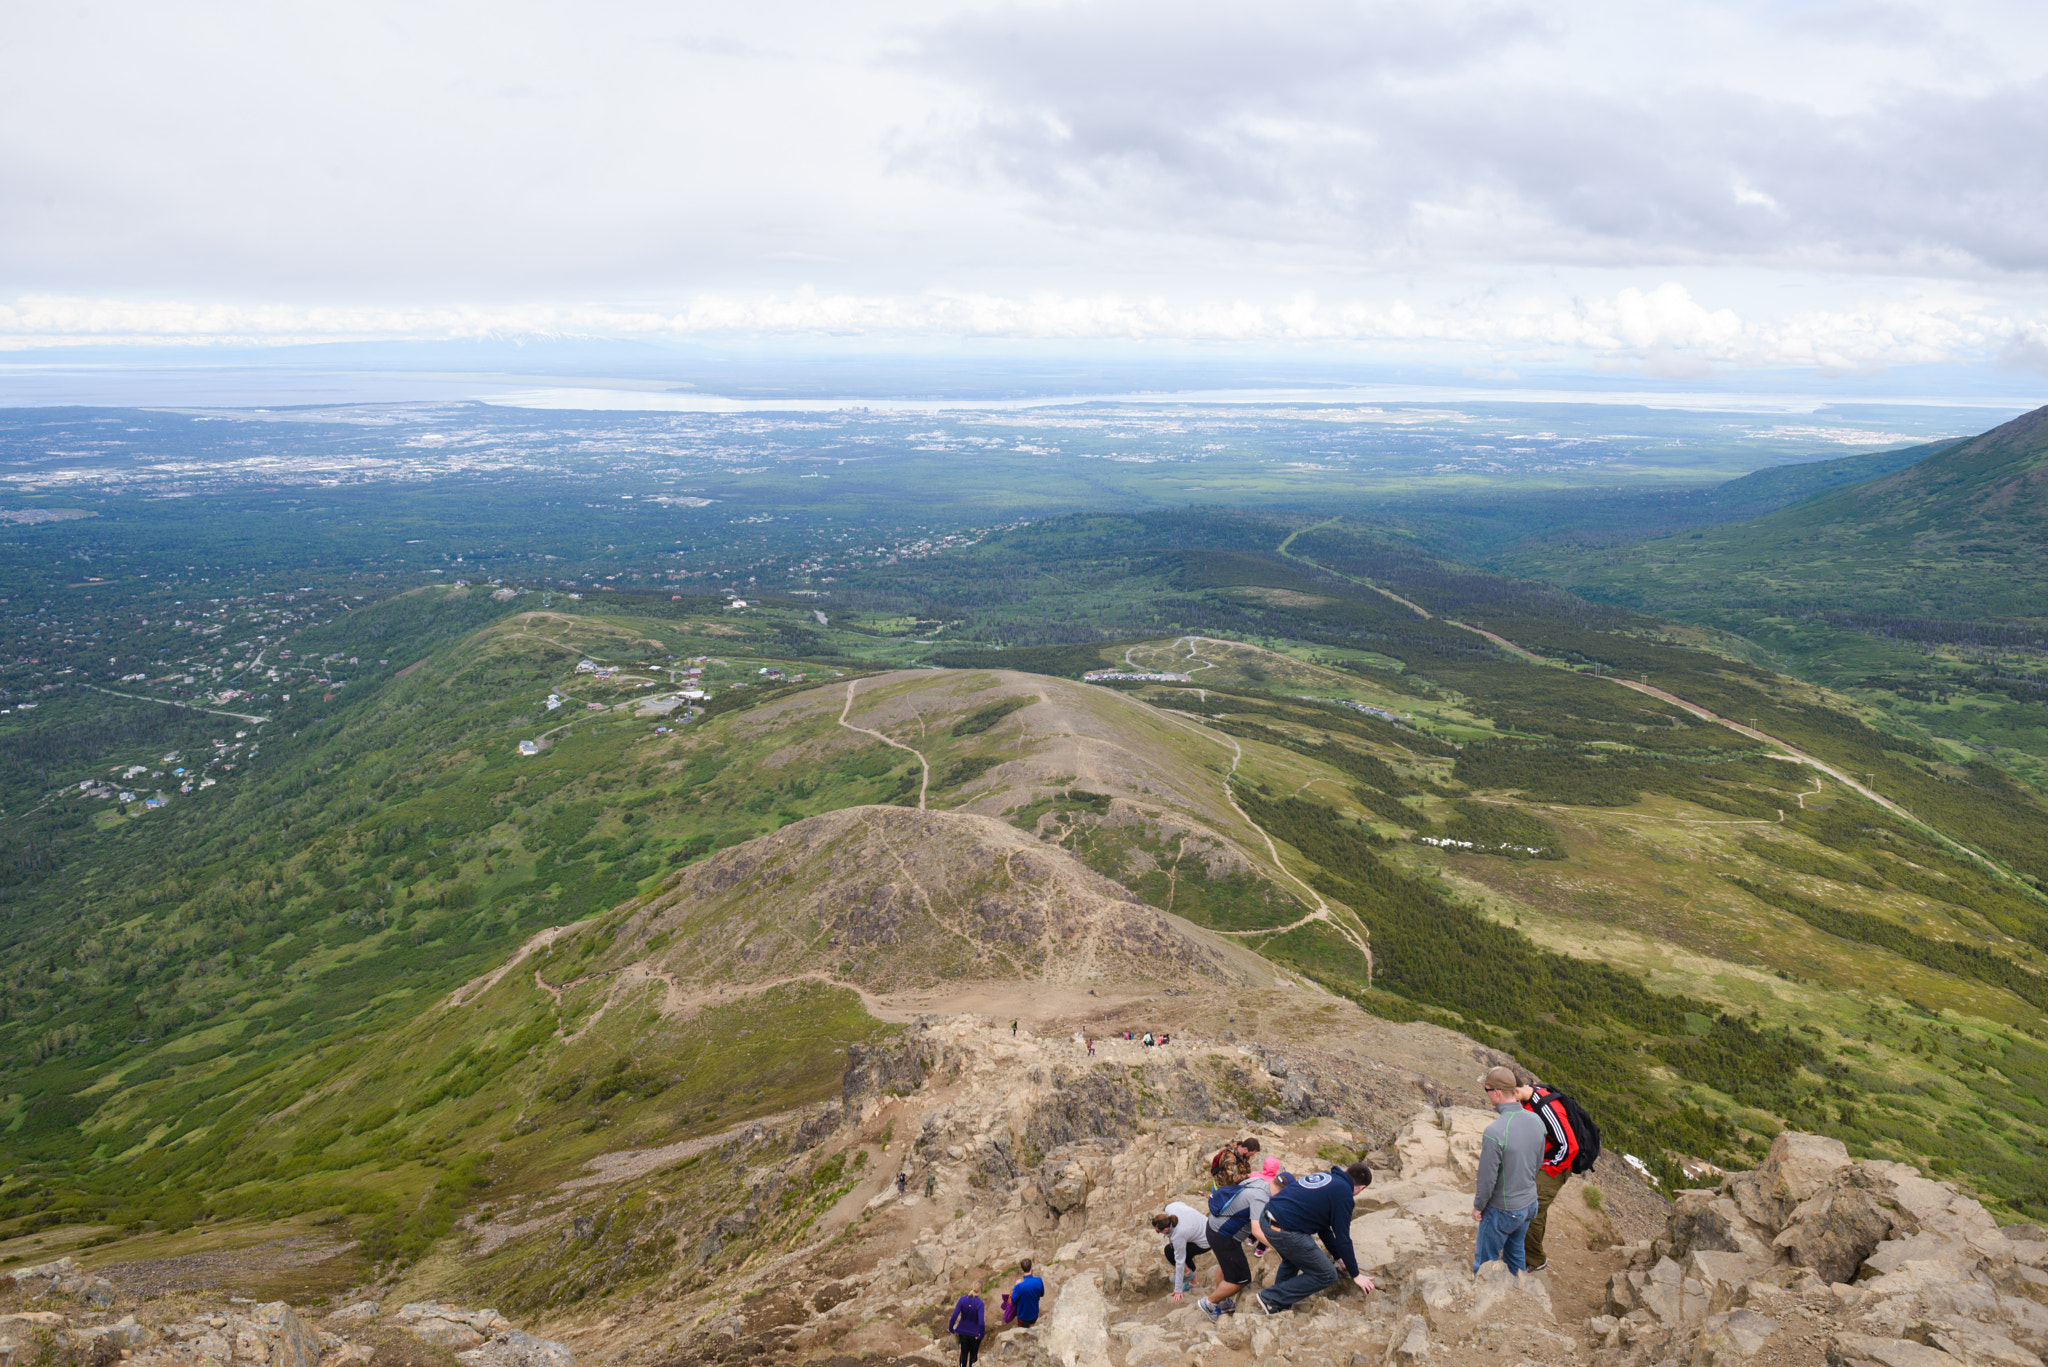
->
<box><xmin>1247</xmin><ymin>1161</ymin><xmax>1376</xmax><ymax>1313</ymax></box>
<box><xmin>1009</xmin><ymin>1259</ymin><xmax>1045</xmax><ymax>1328</ymax></box>
<box><xmin>1086</xmin><ymin>1036</ymin><xmax>1095</xmax><ymax>1055</ymax></box>
<box><xmin>1152</xmin><ymin>1202</ymin><xmax>1212</xmax><ymax>1301</ymax></box>
<box><xmin>1195</xmin><ymin>1160</ymin><xmax>1277</xmax><ymax>1320</ymax></box>
<box><xmin>947</xmin><ymin>1290</ymin><xmax>986</xmax><ymax>1367</ymax></box>
<box><xmin>924</xmin><ymin>1171</ymin><xmax>937</xmax><ymax>1198</ymax></box>
<box><xmin>1143</xmin><ymin>1032</ymin><xmax>1154</xmax><ymax>1047</ymax></box>
<box><xmin>1011</xmin><ymin>1019</ymin><xmax>1018</xmax><ymax>1037</ymax></box>
<box><xmin>895</xmin><ymin>1170</ymin><xmax>907</xmax><ymax>1196</ymax></box>
<box><xmin>1210</xmin><ymin>1135</ymin><xmax>1260</xmax><ymax>1186</ymax></box>
<box><xmin>1471</xmin><ymin>1066</ymin><xmax>1544</xmax><ymax>1274</ymax></box>
<box><xmin>1516</xmin><ymin>1080</ymin><xmax>1579</xmax><ymax>1273</ymax></box>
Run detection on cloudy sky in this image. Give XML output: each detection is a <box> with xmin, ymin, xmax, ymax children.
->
<box><xmin>6</xmin><ymin>0</ymin><xmax>2048</xmax><ymax>384</ymax></box>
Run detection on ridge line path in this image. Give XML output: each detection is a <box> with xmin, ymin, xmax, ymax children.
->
<box><xmin>1141</xmin><ymin>640</ymin><xmax>1377</xmax><ymax>981</ymax></box>
<box><xmin>838</xmin><ymin>678</ymin><xmax>929</xmax><ymax>810</ymax></box>
<box><xmin>1280</xmin><ymin>541</ymin><xmax>2032</xmax><ymax>891</ymax></box>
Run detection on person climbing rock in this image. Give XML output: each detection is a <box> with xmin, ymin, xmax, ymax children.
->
<box><xmin>1152</xmin><ymin>1202</ymin><xmax>1212</xmax><ymax>1301</ymax></box>
<box><xmin>947</xmin><ymin>1289</ymin><xmax>986</xmax><ymax>1367</ymax></box>
<box><xmin>1196</xmin><ymin>1162</ymin><xmax>1277</xmax><ymax>1321</ymax></box>
<box><xmin>1247</xmin><ymin>1161</ymin><xmax>1376</xmax><ymax>1313</ymax></box>
<box><xmin>1210</xmin><ymin>1136</ymin><xmax>1260</xmax><ymax>1186</ymax></box>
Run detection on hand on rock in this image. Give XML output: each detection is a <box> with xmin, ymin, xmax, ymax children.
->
<box><xmin>1353</xmin><ymin>1275</ymin><xmax>1376</xmax><ymax>1294</ymax></box>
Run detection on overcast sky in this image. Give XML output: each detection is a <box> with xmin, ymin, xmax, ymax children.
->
<box><xmin>5</xmin><ymin>0</ymin><xmax>2047</xmax><ymax>382</ymax></box>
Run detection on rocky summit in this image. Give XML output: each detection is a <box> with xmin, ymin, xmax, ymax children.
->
<box><xmin>12</xmin><ymin>1016</ymin><xmax>2041</xmax><ymax>1367</ymax></box>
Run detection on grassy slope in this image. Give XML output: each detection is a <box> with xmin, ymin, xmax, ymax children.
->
<box><xmin>5</xmin><ymin>510</ymin><xmax>2048</xmax><ymax>1279</ymax></box>
<box><xmin>1502</xmin><ymin>406</ymin><xmax>2048</xmax><ymax>782</ymax></box>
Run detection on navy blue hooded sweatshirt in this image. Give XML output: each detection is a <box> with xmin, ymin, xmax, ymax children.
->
<box><xmin>1259</xmin><ymin>1166</ymin><xmax>1361</xmax><ymax>1276</ymax></box>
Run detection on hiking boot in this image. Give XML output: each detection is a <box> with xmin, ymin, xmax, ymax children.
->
<box><xmin>1197</xmin><ymin>1299</ymin><xmax>1222</xmax><ymax>1323</ymax></box>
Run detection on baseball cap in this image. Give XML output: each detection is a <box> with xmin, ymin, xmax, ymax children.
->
<box><xmin>1480</xmin><ymin>1066</ymin><xmax>1519</xmax><ymax>1093</ymax></box>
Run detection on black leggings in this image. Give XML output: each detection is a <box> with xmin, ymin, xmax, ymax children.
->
<box><xmin>956</xmin><ymin>1334</ymin><xmax>981</xmax><ymax>1367</ymax></box>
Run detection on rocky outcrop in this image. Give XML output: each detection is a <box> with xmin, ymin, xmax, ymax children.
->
<box><xmin>1594</xmin><ymin>1131</ymin><xmax>2048</xmax><ymax>1367</ymax></box>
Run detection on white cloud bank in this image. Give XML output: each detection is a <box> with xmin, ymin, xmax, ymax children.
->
<box><xmin>2</xmin><ymin>284</ymin><xmax>2040</xmax><ymax>375</ymax></box>
<box><xmin>4</xmin><ymin>0</ymin><xmax>2048</xmax><ymax>381</ymax></box>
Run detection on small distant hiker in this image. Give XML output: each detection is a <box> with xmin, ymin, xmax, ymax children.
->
<box><xmin>924</xmin><ymin>1171</ymin><xmax>937</xmax><ymax>1198</ymax></box>
<box><xmin>1152</xmin><ymin>1202</ymin><xmax>1212</xmax><ymax>1300</ymax></box>
<box><xmin>1011</xmin><ymin>1019</ymin><xmax>1018</xmax><ymax>1037</ymax></box>
<box><xmin>1010</xmin><ymin>1259</ymin><xmax>1045</xmax><ymax>1328</ymax></box>
<box><xmin>948</xmin><ymin>1290</ymin><xmax>986</xmax><ymax>1367</ymax></box>
<box><xmin>1196</xmin><ymin>1161</ymin><xmax>1277</xmax><ymax>1320</ymax></box>
<box><xmin>1517</xmin><ymin>1079</ymin><xmax>1586</xmax><ymax>1273</ymax></box>
<box><xmin>1471</xmin><ymin>1066</ymin><xmax>1544</xmax><ymax>1275</ymax></box>
<box><xmin>895</xmin><ymin>1170</ymin><xmax>907</xmax><ymax>1196</ymax></box>
<box><xmin>1143</xmin><ymin>1032</ymin><xmax>1154</xmax><ymax>1047</ymax></box>
<box><xmin>1086</xmin><ymin>1036</ymin><xmax>1095</xmax><ymax>1055</ymax></box>
<box><xmin>1247</xmin><ymin>1161</ymin><xmax>1376</xmax><ymax>1313</ymax></box>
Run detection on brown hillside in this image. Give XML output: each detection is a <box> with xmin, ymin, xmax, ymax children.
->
<box><xmin>623</xmin><ymin>804</ymin><xmax>1284</xmax><ymax>994</ymax></box>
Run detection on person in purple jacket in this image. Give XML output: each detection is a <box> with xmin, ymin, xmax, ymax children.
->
<box><xmin>947</xmin><ymin>1289</ymin><xmax>986</xmax><ymax>1366</ymax></box>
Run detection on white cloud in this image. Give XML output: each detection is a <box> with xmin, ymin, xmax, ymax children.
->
<box><xmin>2</xmin><ymin>0</ymin><xmax>2045</xmax><ymax>386</ymax></box>
<box><xmin>3</xmin><ymin>283</ymin><xmax>2036</xmax><ymax>376</ymax></box>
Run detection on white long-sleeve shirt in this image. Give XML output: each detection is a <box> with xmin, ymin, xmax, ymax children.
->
<box><xmin>1165</xmin><ymin>1201</ymin><xmax>1210</xmax><ymax>1290</ymax></box>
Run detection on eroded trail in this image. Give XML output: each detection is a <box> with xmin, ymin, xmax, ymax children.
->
<box><xmin>837</xmin><ymin>678</ymin><xmax>929</xmax><ymax>810</ymax></box>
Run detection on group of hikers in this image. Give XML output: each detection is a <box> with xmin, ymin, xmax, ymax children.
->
<box><xmin>936</xmin><ymin>1064</ymin><xmax>1594</xmax><ymax>1352</ymax></box>
<box><xmin>944</xmin><ymin>1259</ymin><xmax>1044</xmax><ymax>1366</ymax></box>
<box><xmin>1147</xmin><ymin>1066</ymin><xmax>1596</xmax><ymax>1320</ymax></box>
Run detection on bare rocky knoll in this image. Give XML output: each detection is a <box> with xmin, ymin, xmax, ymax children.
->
<box><xmin>618</xmin><ymin>805</ymin><xmax>1281</xmax><ymax>995</ymax></box>
<box><xmin>19</xmin><ymin>1016</ymin><xmax>2042</xmax><ymax>1367</ymax></box>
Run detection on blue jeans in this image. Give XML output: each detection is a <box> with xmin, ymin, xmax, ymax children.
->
<box><xmin>1256</xmin><ymin>1216</ymin><xmax>1339</xmax><ymax>1310</ymax></box>
<box><xmin>1474</xmin><ymin>1203</ymin><xmax>1537</xmax><ymax>1274</ymax></box>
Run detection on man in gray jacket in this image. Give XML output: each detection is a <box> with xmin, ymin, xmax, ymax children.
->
<box><xmin>1470</xmin><ymin>1066</ymin><xmax>1544</xmax><ymax>1274</ymax></box>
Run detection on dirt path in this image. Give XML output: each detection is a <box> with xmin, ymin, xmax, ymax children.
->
<box><xmin>1142</xmin><ymin>677</ymin><xmax>1378</xmax><ymax>980</ymax></box>
<box><xmin>1278</xmin><ymin>520</ymin><xmax>1435</xmax><ymax>619</ymax></box>
<box><xmin>838</xmin><ymin>679</ymin><xmax>929</xmax><ymax>810</ymax></box>
<box><xmin>1282</xmin><ymin>540</ymin><xmax>2033</xmax><ymax>894</ymax></box>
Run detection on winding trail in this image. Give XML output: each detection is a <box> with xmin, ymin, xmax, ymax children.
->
<box><xmin>1283</xmin><ymin>544</ymin><xmax>2034</xmax><ymax>893</ymax></box>
<box><xmin>838</xmin><ymin>678</ymin><xmax>929</xmax><ymax>810</ymax></box>
<box><xmin>1140</xmin><ymin>639</ymin><xmax>1377</xmax><ymax>981</ymax></box>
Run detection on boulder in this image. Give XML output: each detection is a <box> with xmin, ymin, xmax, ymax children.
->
<box><xmin>455</xmin><ymin>1332</ymin><xmax>575</xmax><ymax>1367</ymax></box>
<box><xmin>250</xmin><ymin>1305</ymin><xmax>321</xmax><ymax>1367</ymax></box>
<box><xmin>323</xmin><ymin>1303</ymin><xmax>382</xmax><ymax>1326</ymax></box>
<box><xmin>1923</xmin><ymin>1323</ymin><xmax>2041</xmax><ymax>1367</ymax></box>
<box><xmin>1992</xmin><ymin>1262</ymin><xmax>2048</xmax><ymax>1307</ymax></box>
<box><xmin>392</xmin><ymin>1304</ymin><xmax>513</xmax><ymax>1351</ymax></box>
<box><xmin>1383</xmin><ymin>1314</ymin><xmax>1429</xmax><ymax>1366</ymax></box>
<box><xmin>1692</xmin><ymin>1309</ymin><xmax>1779</xmax><ymax>1365</ymax></box>
<box><xmin>1760</xmin><ymin>1133</ymin><xmax>1852</xmax><ymax>1204</ymax></box>
<box><xmin>1039</xmin><ymin>1272</ymin><xmax>1112</xmax><ymax>1367</ymax></box>
<box><xmin>1775</xmin><ymin>1185</ymin><xmax>1893</xmax><ymax>1286</ymax></box>
<box><xmin>1828</xmin><ymin>1333</ymin><xmax>1964</xmax><ymax>1367</ymax></box>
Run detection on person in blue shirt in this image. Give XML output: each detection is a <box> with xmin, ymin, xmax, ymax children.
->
<box><xmin>1009</xmin><ymin>1259</ymin><xmax>1046</xmax><ymax>1327</ymax></box>
<box><xmin>1248</xmin><ymin>1162</ymin><xmax>1378</xmax><ymax>1313</ymax></box>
